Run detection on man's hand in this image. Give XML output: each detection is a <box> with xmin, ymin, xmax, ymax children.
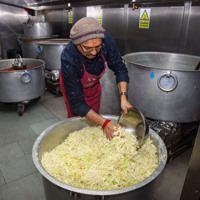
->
<box><xmin>118</xmin><ymin>81</ymin><xmax>133</xmax><ymax>114</ymax></box>
<box><xmin>103</xmin><ymin>121</ymin><xmax>121</xmax><ymax>140</ymax></box>
<box><xmin>121</xmin><ymin>95</ymin><xmax>133</xmax><ymax>114</ymax></box>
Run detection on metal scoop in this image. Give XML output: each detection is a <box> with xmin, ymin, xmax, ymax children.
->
<box><xmin>12</xmin><ymin>54</ymin><xmax>26</xmax><ymax>70</ymax></box>
<box><xmin>117</xmin><ymin>107</ymin><xmax>149</xmax><ymax>146</ymax></box>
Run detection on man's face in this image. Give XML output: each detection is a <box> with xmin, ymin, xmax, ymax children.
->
<box><xmin>77</xmin><ymin>38</ymin><xmax>103</xmax><ymax>59</ymax></box>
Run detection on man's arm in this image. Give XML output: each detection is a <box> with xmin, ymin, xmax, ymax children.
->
<box><xmin>85</xmin><ymin>81</ymin><xmax>132</xmax><ymax>140</ymax></box>
<box><xmin>118</xmin><ymin>81</ymin><xmax>133</xmax><ymax>114</ymax></box>
<box><xmin>85</xmin><ymin>109</ymin><xmax>120</xmax><ymax>140</ymax></box>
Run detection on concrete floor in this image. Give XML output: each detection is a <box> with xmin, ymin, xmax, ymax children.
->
<box><xmin>0</xmin><ymin>90</ymin><xmax>193</xmax><ymax>200</ymax></box>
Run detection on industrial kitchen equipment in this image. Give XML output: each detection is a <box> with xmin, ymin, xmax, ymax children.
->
<box><xmin>123</xmin><ymin>52</ymin><xmax>200</xmax><ymax>123</ymax></box>
<box><xmin>20</xmin><ymin>16</ymin><xmax>55</xmax><ymax>59</ymax></box>
<box><xmin>20</xmin><ymin>37</ymin><xmax>54</xmax><ymax>59</ymax></box>
<box><xmin>37</xmin><ymin>39</ymin><xmax>70</xmax><ymax>96</ymax></box>
<box><xmin>0</xmin><ymin>56</ymin><xmax>45</xmax><ymax>115</ymax></box>
<box><xmin>123</xmin><ymin>52</ymin><xmax>200</xmax><ymax>160</ymax></box>
<box><xmin>32</xmin><ymin>115</ymin><xmax>167</xmax><ymax>200</ymax></box>
<box><xmin>23</xmin><ymin>22</ymin><xmax>53</xmax><ymax>39</ymax></box>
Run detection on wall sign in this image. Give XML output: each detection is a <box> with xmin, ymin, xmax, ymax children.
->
<box><xmin>139</xmin><ymin>8</ymin><xmax>151</xmax><ymax>29</ymax></box>
<box><xmin>68</xmin><ymin>10</ymin><xmax>73</xmax><ymax>24</ymax></box>
<box><xmin>87</xmin><ymin>7</ymin><xmax>103</xmax><ymax>25</ymax></box>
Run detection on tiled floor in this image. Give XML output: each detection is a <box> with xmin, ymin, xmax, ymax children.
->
<box><xmin>0</xmin><ymin>90</ymin><xmax>193</xmax><ymax>200</ymax></box>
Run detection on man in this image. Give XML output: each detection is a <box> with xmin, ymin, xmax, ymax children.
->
<box><xmin>60</xmin><ymin>17</ymin><xmax>132</xmax><ymax>140</ymax></box>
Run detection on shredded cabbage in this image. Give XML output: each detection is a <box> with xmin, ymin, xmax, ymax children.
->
<box><xmin>41</xmin><ymin>126</ymin><xmax>158</xmax><ymax>190</ymax></box>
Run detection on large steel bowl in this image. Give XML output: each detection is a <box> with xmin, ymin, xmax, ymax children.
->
<box><xmin>123</xmin><ymin>52</ymin><xmax>200</xmax><ymax>122</ymax></box>
<box><xmin>32</xmin><ymin>115</ymin><xmax>167</xmax><ymax>200</ymax></box>
<box><xmin>0</xmin><ymin>58</ymin><xmax>45</xmax><ymax>102</ymax></box>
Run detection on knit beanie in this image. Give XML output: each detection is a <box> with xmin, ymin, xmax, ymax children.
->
<box><xmin>70</xmin><ymin>17</ymin><xmax>105</xmax><ymax>45</ymax></box>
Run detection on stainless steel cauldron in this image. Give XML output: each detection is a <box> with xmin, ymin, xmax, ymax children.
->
<box><xmin>23</xmin><ymin>22</ymin><xmax>53</xmax><ymax>39</ymax></box>
<box><xmin>32</xmin><ymin>115</ymin><xmax>167</xmax><ymax>200</ymax></box>
<box><xmin>20</xmin><ymin>37</ymin><xmax>53</xmax><ymax>59</ymax></box>
<box><xmin>123</xmin><ymin>52</ymin><xmax>200</xmax><ymax>122</ymax></box>
<box><xmin>0</xmin><ymin>58</ymin><xmax>45</xmax><ymax>102</ymax></box>
<box><xmin>37</xmin><ymin>39</ymin><xmax>70</xmax><ymax>70</ymax></box>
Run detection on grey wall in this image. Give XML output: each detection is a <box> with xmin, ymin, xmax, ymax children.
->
<box><xmin>0</xmin><ymin>3</ymin><xmax>28</xmax><ymax>58</ymax></box>
<box><xmin>45</xmin><ymin>2</ymin><xmax>200</xmax><ymax>57</ymax></box>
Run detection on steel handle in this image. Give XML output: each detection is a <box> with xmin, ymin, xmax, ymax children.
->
<box><xmin>20</xmin><ymin>71</ymin><xmax>32</xmax><ymax>84</ymax></box>
<box><xmin>14</xmin><ymin>54</ymin><xmax>23</xmax><ymax>64</ymax></box>
<box><xmin>157</xmin><ymin>71</ymin><xmax>178</xmax><ymax>92</ymax></box>
<box><xmin>37</xmin><ymin>44</ymin><xmax>43</xmax><ymax>54</ymax></box>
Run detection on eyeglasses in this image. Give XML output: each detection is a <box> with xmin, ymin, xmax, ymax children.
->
<box><xmin>79</xmin><ymin>43</ymin><xmax>104</xmax><ymax>53</ymax></box>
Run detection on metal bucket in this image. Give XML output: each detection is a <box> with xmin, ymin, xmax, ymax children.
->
<box><xmin>32</xmin><ymin>115</ymin><xmax>167</xmax><ymax>200</ymax></box>
<box><xmin>37</xmin><ymin>39</ymin><xmax>70</xmax><ymax>70</ymax></box>
<box><xmin>0</xmin><ymin>58</ymin><xmax>45</xmax><ymax>102</ymax></box>
<box><xmin>123</xmin><ymin>52</ymin><xmax>200</xmax><ymax>122</ymax></box>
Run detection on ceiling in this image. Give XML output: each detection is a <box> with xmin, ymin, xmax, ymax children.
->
<box><xmin>0</xmin><ymin>0</ymin><xmax>200</xmax><ymax>10</ymax></box>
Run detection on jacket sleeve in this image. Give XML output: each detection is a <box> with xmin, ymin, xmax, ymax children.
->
<box><xmin>60</xmin><ymin>45</ymin><xmax>91</xmax><ymax>117</ymax></box>
<box><xmin>104</xmin><ymin>31</ymin><xmax>129</xmax><ymax>84</ymax></box>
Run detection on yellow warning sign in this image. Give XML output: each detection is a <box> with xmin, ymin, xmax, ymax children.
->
<box><xmin>139</xmin><ymin>20</ymin><xmax>149</xmax><ymax>28</ymax></box>
<box><xmin>141</xmin><ymin>10</ymin><xmax>149</xmax><ymax>20</ymax></box>
<box><xmin>86</xmin><ymin>7</ymin><xmax>103</xmax><ymax>25</ymax></box>
<box><xmin>139</xmin><ymin>8</ymin><xmax>151</xmax><ymax>29</ymax></box>
<box><xmin>96</xmin><ymin>11</ymin><xmax>102</xmax><ymax>25</ymax></box>
<box><xmin>68</xmin><ymin>11</ymin><xmax>73</xmax><ymax>24</ymax></box>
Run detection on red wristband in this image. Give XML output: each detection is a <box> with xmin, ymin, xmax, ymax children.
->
<box><xmin>102</xmin><ymin>119</ymin><xmax>111</xmax><ymax>131</ymax></box>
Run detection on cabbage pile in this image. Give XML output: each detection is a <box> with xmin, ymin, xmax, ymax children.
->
<box><xmin>41</xmin><ymin>126</ymin><xmax>158</xmax><ymax>190</ymax></box>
